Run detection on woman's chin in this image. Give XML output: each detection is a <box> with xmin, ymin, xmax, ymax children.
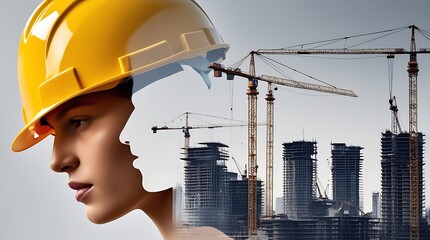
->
<box><xmin>86</xmin><ymin>208</ymin><xmax>122</xmax><ymax>224</ymax></box>
<box><xmin>87</xmin><ymin>213</ymin><xmax>111</xmax><ymax>224</ymax></box>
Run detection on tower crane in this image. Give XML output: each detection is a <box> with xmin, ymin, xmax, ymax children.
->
<box><xmin>389</xmin><ymin>96</ymin><xmax>402</xmax><ymax>133</ymax></box>
<box><xmin>232</xmin><ymin>156</ymin><xmax>247</xmax><ymax>180</ymax></box>
<box><xmin>387</xmin><ymin>54</ymin><xmax>403</xmax><ymax>134</ymax></box>
<box><xmin>210</xmin><ymin>61</ymin><xmax>357</xmax><ymax>237</ymax></box>
<box><xmin>151</xmin><ymin>112</ymin><xmax>258</xmax><ymax>158</ymax></box>
<box><xmin>255</xmin><ymin>25</ymin><xmax>430</xmax><ymax>239</ymax></box>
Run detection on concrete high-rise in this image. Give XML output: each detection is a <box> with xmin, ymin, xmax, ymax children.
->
<box><xmin>228</xmin><ymin>172</ymin><xmax>263</xmax><ymax>239</ymax></box>
<box><xmin>282</xmin><ymin>140</ymin><xmax>317</xmax><ymax>220</ymax></box>
<box><xmin>182</xmin><ymin>142</ymin><xmax>230</xmax><ymax>232</ymax></box>
<box><xmin>261</xmin><ymin>140</ymin><xmax>378</xmax><ymax>239</ymax></box>
<box><xmin>275</xmin><ymin>197</ymin><xmax>283</xmax><ymax>215</ymax></box>
<box><xmin>173</xmin><ymin>184</ymin><xmax>183</xmax><ymax>225</ymax></box>
<box><xmin>380</xmin><ymin>131</ymin><xmax>429</xmax><ymax>239</ymax></box>
<box><xmin>331</xmin><ymin>143</ymin><xmax>363</xmax><ymax>216</ymax></box>
<box><xmin>372</xmin><ymin>192</ymin><xmax>381</xmax><ymax>218</ymax></box>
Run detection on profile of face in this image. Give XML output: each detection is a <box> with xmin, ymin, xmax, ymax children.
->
<box><xmin>45</xmin><ymin>86</ymin><xmax>146</xmax><ymax>224</ymax></box>
<box><xmin>43</xmin><ymin>78</ymin><xmax>230</xmax><ymax>240</ymax></box>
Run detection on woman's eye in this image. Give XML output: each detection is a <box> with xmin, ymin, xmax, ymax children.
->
<box><xmin>71</xmin><ymin>119</ymin><xmax>86</xmax><ymax>129</ymax></box>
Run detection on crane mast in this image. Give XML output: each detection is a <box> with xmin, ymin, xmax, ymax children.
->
<box><xmin>184</xmin><ymin>112</ymin><xmax>190</xmax><ymax>158</ymax></box>
<box><xmin>265</xmin><ymin>83</ymin><xmax>275</xmax><ymax>217</ymax></box>
<box><xmin>408</xmin><ymin>25</ymin><xmax>419</xmax><ymax>240</ymax></box>
<box><xmin>247</xmin><ymin>53</ymin><xmax>258</xmax><ymax>237</ymax></box>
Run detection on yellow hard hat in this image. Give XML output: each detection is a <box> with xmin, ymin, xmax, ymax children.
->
<box><xmin>12</xmin><ymin>0</ymin><xmax>229</xmax><ymax>152</ymax></box>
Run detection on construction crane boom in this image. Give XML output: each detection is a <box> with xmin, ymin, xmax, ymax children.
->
<box><xmin>260</xmin><ymin>75</ymin><xmax>357</xmax><ymax>97</ymax></box>
<box><xmin>210</xmin><ymin>63</ymin><xmax>358</xmax><ymax>97</ymax></box>
<box><xmin>151</xmin><ymin>123</ymin><xmax>252</xmax><ymax>133</ymax></box>
<box><xmin>255</xmin><ymin>48</ymin><xmax>430</xmax><ymax>55</ymax></box>
<box><xmin>151</xmin><ymin>112</ymin><xmax>260</xmax><ymax>158</ymax></box>
<box><xmin>210</xmin><ymin>60</ymin><xmax>357</xmax><ymax>237</ymax></box>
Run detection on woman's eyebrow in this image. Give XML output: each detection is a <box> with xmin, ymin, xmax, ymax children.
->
<box><xmin>52</xmin><ymin>98</ymin><xmax>99</xmax><ymax>123</ymax></box>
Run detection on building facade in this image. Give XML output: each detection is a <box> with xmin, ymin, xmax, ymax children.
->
<box><xmin>173</xmin><ymin>184</ymin><xmax>183</xmax><ymax>225</ymax></box>
<box><xmin>331</xmin><ymin>143</ymin><xmax>363</xmax><ymax>216</ymax></box>
<box><xmin>182</xmin><ymin>142</ymin><xmax>230</xmax><ymax>232</ymax></box>
<box><xmin>261</xmin><ymin>216</ymin><xmax>380</xmax><ymax>240</ymax></box>
<box><xmin>372</xmin><ymin>192</ymin><xmax>381</xmax><ymax>219</ymax></box>
<box><xmin>228</xmin><ymin>173</ymin><xmax>263</xmax><ymax>239</ymax></box>
<box><xmin>182</xmin><ymin>142</ymin><xmax>263</xmax><ymax>238</ymax></box>
<box><xmin>380</xmin><ymin>131</ymin><xmax>429</xmax><ymax>239</ymax></box>
<box><xmin>282</xmin><ymin>140</ymin><xmax>317</xmax><ymax>220</ymax></box>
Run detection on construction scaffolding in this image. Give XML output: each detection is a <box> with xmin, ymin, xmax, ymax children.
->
<box><xmin>331</xmin><ymin>143</ymin><xmax>364</xmax><ymax>216</ymax></box>
<box><xmin>182</xmin><ymin>142</ymin><xmax>231</xmax><ymax>233</ymax></box>
<box><xmin>261</xmin><ymin>216</ymin><xmax>380</xmax><ymax>240</ymax></box>
<box><xmin>228</xmin><ymin>173</ymin><xmax>263</xmax><ymax>239</ymax></box>
<box><xmin>380</xmin><ymin>131</ymin><xmax>429</xmax><ymax>239</ymax></box>
<box><xmin>282</xmin><ymin>141</ymin><xmax>318</xmax><ymax>220</ymax></box>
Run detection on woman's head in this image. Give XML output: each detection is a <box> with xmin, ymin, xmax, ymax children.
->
<box><xmin>12</xmin><ymin>0</ymin><xmax>228</xmax><ymax>152</ymax></box>
<box><xmin>44</xmin><ymin>81</ymin><xmax>146</xmax><ymax>223</ymax></box>
<box><xmin>12</xmin><ymin>0</ymin><xmax>228</xmax><ymax>231</ymax></box>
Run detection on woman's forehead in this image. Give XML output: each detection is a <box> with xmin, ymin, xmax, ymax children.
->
<box><xmin>46</xmin><ymin>91</ymin><xmax>115</xmax><ymax>122</ymax></box>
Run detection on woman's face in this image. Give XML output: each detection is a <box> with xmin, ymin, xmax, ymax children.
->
<box><xmin>45</xmin><ymin>90</ymin><xmax>145</xmax><ymax>224</ymax></box>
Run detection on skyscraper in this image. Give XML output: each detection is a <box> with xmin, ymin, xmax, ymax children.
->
<box><xmin>372</xmin><ymin>191</ymin><xmax>381</xmax><ymax>218</ymax></box>
<box><xmin>380</xmin><ymin>131</ymin><xmax>429</xmax><ymax>239</ymax></box>
<box><xmin>262</xmin><ymin>140</ymin><xmax>378</xmax><ymax>239</ymax></box>
<box><xmin>275</xmin><ymin>197</ymin><xmax>283</xmax><ymax>215</ymax></box>
<box><xmin>331</xmin><ymin>143</ymin><xmax>363</xmax><ymax>216</ymax></box>
<box><xmin>173</xmin><ymin>184</ymin><xmax>183</xmax><ymax>224</ymax></box>
<box><xmin>282</xmin><ymin>140</ymin><xmax>317</xmax><ymax>220</ymax></box>
<box><xmin>228</xmin><ymin>172</ymin><xmax>263</xmax><ymax>238</ymax></box>
<box><xmin>182</xmin><ymin>142</ymin><xmax>230</xmax><ymax>232</ymax></box>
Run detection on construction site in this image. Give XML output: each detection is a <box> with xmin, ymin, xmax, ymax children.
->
<box><xmin>150</xmin><ymin>25</ymin><xmax>430</xmax><ymax>239</ymax></box>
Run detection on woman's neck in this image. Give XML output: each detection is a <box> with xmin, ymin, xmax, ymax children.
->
<box><xmin>139</xmin><ymin>188</ymin><xmax>174</xmax><ymax>239</ymax></box>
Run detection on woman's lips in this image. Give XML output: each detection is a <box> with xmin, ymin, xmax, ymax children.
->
<box><xmin>68</xmin><ymin>182</ymin><xmax>93</xmax><ymax>202</ymax></box>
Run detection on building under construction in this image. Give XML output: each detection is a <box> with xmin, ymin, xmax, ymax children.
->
<box><xmin>182</xmin><ymin>142</ymin><xmax>231</xmax><ymax>233</ymax></box>
<box><xmin>181</xmin><ymin>142</ymin><xmax>263</xmax><ymax>237</ymax></box>
<box><xmin>372</xmin><ymin>192</ymin><xmax>381</xmax><ymax>219</ymax></box>
<box><xmin>331</xmin><ymin>143</ymin><xmax>363</xmax><ymax>216</ymax></box>
<box><xmin>261</xmin><ymin>215</ymin><xmax>380</xmax><ymax>240</ymax></box>
<box><xmin>282</xmin><ymin>140</ymin><xmax>318</xmax><ymax>220</ymax></box>
<box><xmin>227</xmin><ymin>172</ymin><xmax>263</xmax><ymax>239</ymax></box>
<box><xmin>380</xmin><ymin>130</ymin><xmax>430</xmax><ymax>239</ymax></box>
<box><xmin>258</xmin><ymin>140</ymin><xmax>380</xmax><ymax>239</ymax></box>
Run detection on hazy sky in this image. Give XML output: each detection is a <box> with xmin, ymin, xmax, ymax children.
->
<box><xmin>2</xmin><ymin>0</ymin><xmax>430</xmax><ymax>239</ymax></box>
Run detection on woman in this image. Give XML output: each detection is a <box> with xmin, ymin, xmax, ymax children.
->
<box><xmin>12</xmin><ymin>0</ymin><xmax>230</xmax><ymax>239</ymax></box>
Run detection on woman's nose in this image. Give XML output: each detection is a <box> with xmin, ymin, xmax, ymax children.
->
<box><xmin>50</xmin><ymin>140</ymin><xmax>79</xmax><ymax>173</ymax></box>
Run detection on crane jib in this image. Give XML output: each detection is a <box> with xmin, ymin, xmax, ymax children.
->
<box><xmin>256</xmin><ymin>48</ymin><xmax>430</xmax><ymax>55</ymax></box>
